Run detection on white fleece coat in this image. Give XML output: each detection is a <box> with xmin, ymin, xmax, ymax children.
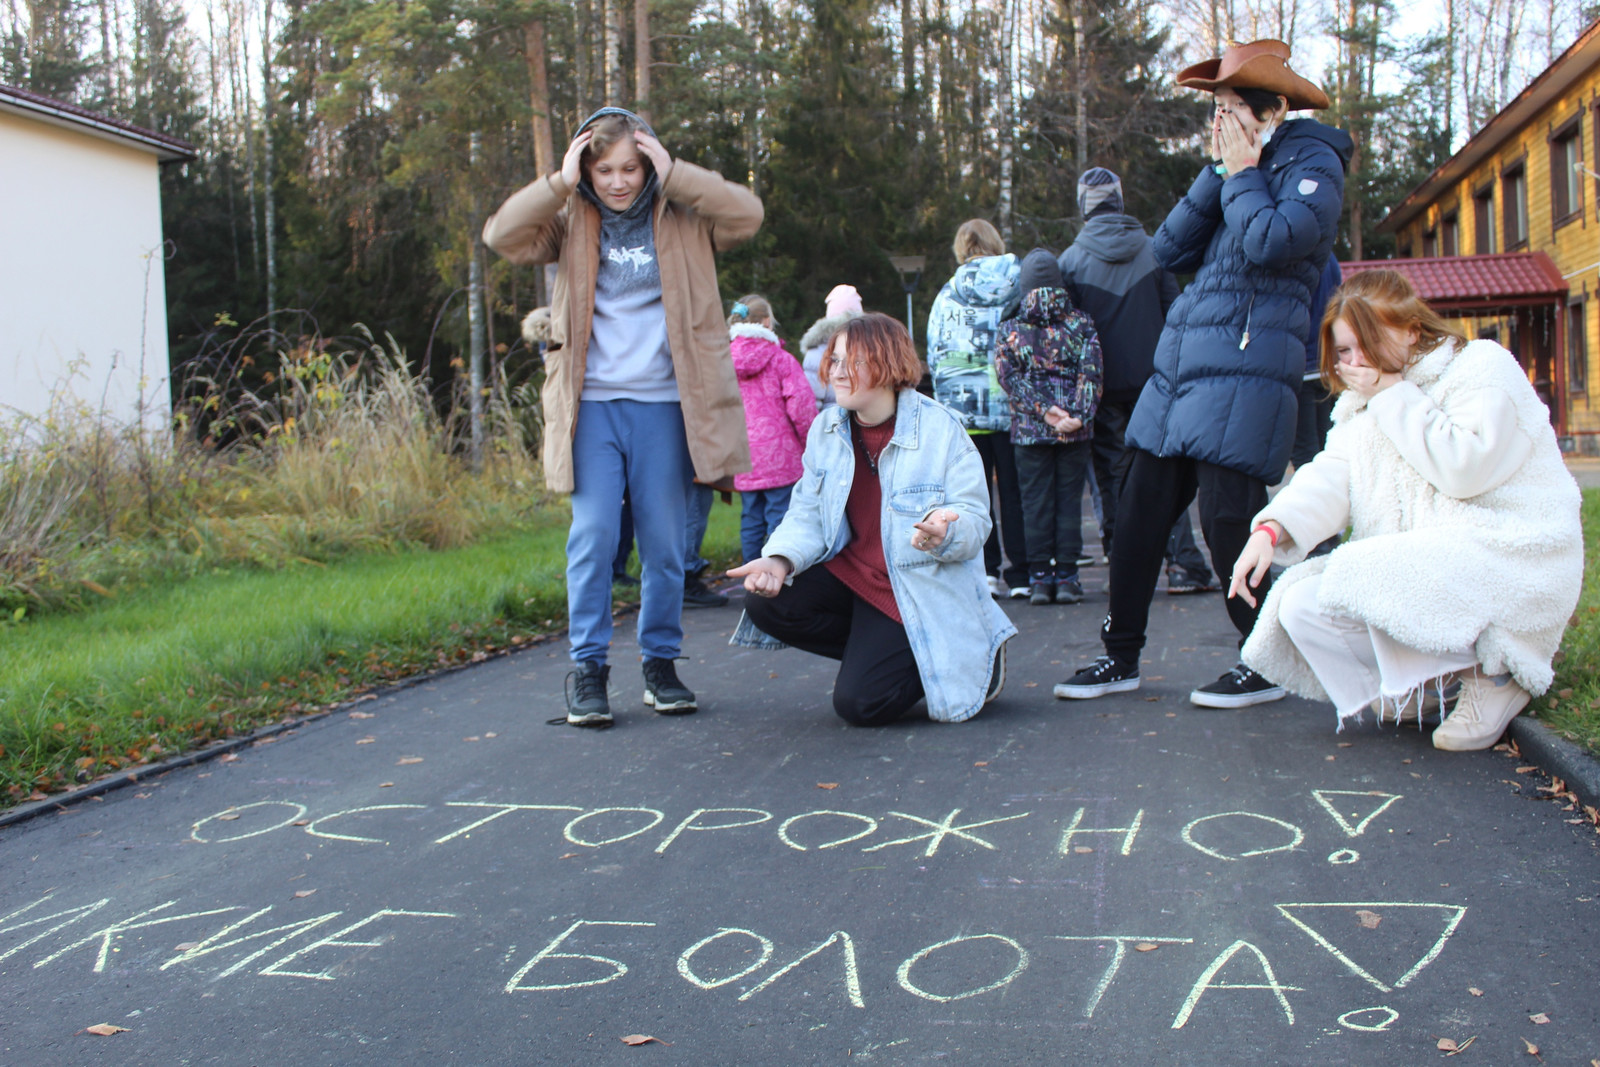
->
<box><xmin>1241</xmin><ymin>337</ymin><xmax>1582</xmax><ymax>722</ymax></box>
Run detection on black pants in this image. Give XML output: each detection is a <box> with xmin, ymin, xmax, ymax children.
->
<box><xmin>1089</xmin><ymin>401</ymin><xmax>1136</xmax><ymax>551</ymax></box>
<box><xmin>1013</xmin><ymin>440</ymin><xmax>1091</xmax><ymax>576</ymax></box>
<box><xmin>972</xmin><ymin>432</ymin><xmax>1029</xmax><ymax>588</ymax></box>
<box><xmin>1290</xmin><ymin>379</ymin><xmax>1334</xmax><ymax>469</ymax></box>
<box><xmin>1104</xmin><ymin>449</ymin><xmax>1269</xmax><ymax>663</ymax></box>
<box><xmin>742</xmin><ymin>567</ymin><xmax>924</xmax><ymax>726</ymax></box>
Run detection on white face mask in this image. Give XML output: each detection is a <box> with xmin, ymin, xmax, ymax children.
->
<box><xmin>1259</xmin><ymin>117</ymin><xmax>1279</xmax><ymax>146</ymax></box>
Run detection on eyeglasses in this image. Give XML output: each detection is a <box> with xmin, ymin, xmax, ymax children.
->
<box><xmin>826</xmin><ymin>356</ymin><xmax>868</xmax><ymax>372</ymax></box>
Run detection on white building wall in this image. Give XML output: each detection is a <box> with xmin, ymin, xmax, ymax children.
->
<box><xmin>0</xmin><ymin>110</ymin><xmax>172</xmax><ymax>426</ymax></box>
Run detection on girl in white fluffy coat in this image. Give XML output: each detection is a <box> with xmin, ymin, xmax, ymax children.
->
<box><xmin>1232</xmin><ymin>269</ymin><xmax>1582</xmax><ymax>751</ymax></box>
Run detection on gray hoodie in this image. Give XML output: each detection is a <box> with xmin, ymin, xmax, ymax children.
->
<box><xmin>575</xmin><ymin>106</ymin><xmax>676</xmax><ymax>403</ymax></box>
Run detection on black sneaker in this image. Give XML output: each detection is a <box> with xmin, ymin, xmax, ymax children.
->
<box><xmin>1054</xmin><ymin>576</ymin><xmax>1084</xmax><ymax>604</ymax></box>
<box><xmin>1029</xmin><ymin>581</ymin><xmax>1054</xmax><ymax>606</ymax></box>
<box><xmin>1053</xmin><ymin>655</ymin><xmax>1139</xmax><ymax>699</ymax></box>
<box><xmin>683</xmin><ymin>574</ymin><xmax>728</xmax><ymax>608</ymax></box>
<box><xmin>642</xmin><ymin>657</ymin><xmax>697</xmax><ymax>714</ymax></box>
<box><xmin>564</xmin><ymin>661</ymin><xmax>612</xmax><ymax>726</ymax></box>
<box><xmin>984</xmin><ymin>643</ymin><xmax>1007</xmax><ymax>705</ymax></box>
<box><xmin>1166</xmin><ymin>569</ymin><xmax>1216</xmax><ymax>595</ymax></box>
<box><xmin>1190</xmin><ymin>664</ymin><xmax>1286</xmax><ymax>708</ymax></box>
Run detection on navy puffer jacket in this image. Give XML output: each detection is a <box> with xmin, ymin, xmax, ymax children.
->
<box><xmin>1126</xmin><ymin>117</ymin><xmax>1353</xmax><ymax>482</ymax></box>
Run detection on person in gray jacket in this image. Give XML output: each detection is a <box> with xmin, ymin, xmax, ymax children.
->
<box><xmin>1058</xmin><ymin>167</ymin><xmax>1211</xmax><ymax>593</ymax></box>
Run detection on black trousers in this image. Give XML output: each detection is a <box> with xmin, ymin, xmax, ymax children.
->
<box><xmin>1104</xmin><ymin>449</ymin><xmax>1270</xmax><ymax>663</ymax></box>
<box><xmin>1089</xmin><ymin>401</ymin><xmax>1136</xmax><ymax>552</ymax></box>
<box><xmin>1013</xmin><ymin>440</ymin><xmax>1091</xmax><ymax>576</ymax></box>
<box><xmin>1290</xmin><ymin>379</ymin><xmax>1335</xmax><ymax>469</ymax></box>
<box><xmin>971</xmin><ymin>432</ymin><xmax>1029</xmax><ymax>588</ymax></box>
<box><xmin>742</xmin><ymin>567</ymin><xmax>925</xmax><ymax>726</ymax></box>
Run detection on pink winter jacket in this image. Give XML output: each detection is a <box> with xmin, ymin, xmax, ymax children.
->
<box><xmin>730</xmin><ymin>324</ymin><xmax>816</xmax><ymax>491</ymax></box>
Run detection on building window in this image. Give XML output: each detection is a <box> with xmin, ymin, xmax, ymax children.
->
<box><xmin>1441</xmin><ymin>211</ymin><xmax>1459</xmax><ymax>256</ymax></box>
<box><xmin>1423</xmin><ymin>229</ymin><xmax>1437</xmax><ymax>256</ymax></box>
<box><xmin>1570</xmin><ymin>301</ymin><xmax>1589</xmax><ymax>393</ymax></box>
<box><xmin>1474</xmin><ymin>184</ymin><xmax>1496</xmax><ymax>254</ymax></box>
<box><xmin>1503</xmin><ymin>163</ymin><xmax>1529</xmax><ymax>248</ymax></box>
<box><xmin>1400</xmin><ymin>238</ymin><xmax>1413</xmax><ymax>258</ymax></box>
<box><xmin>1551</xmin><ymin>117</ymin><xmax>1583</xmax><ymax>224</ymax></box>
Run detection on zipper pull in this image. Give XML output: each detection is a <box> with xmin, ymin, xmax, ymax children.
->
<box><xmin>1239</xmin><ymin>330</ymin><xmax>1250</xmax><ymax>350</ymax></box>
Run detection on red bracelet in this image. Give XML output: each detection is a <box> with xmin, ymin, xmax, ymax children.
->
<box><xmin>1253</xmin><ymin>523</ymin><xmax>1280</xmax><ymax>547</ymax></box>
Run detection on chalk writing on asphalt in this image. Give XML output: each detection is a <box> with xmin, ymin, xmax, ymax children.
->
<box><xmin>0</xmin><ymin>787</ymin><xmax>1475</xmax><ymax>1030</ymax></box>
<box><xmin>0</xmin><ymin>888</ymin><xmax>1465</xmax><ymax>1031</ymax></box>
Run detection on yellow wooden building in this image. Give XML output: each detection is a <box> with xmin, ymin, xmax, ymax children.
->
<box><xmin>1374</xmin><ymin>18</ymin><xmax>1600</xmax><ymax>448</ymax></box>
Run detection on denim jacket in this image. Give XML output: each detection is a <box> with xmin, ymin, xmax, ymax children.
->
<box><xmin>731</xmin><ymin>389</ymin><xmax>1018</xmax><ymax>722</ymax></box>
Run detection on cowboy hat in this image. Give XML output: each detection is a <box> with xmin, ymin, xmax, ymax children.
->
<box><xmin>1176</xmin><ymin>39</ymin><xmax>1329</xmax><ymax>111</ymax></box>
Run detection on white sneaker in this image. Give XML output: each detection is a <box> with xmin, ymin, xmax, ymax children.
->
<box><xmin>987</xmin><ymin>575</ymin><xmax>1007</xmax><ymax>597</ymax></box>
<box><xmin>1431</xmin><ymin>671</ymin><xmax>1529</xmax><ymax>751</ymax></box>
<box><xmin>1008</xmin><ymin>585</ymin><xmax>1031</xmax><ymax>599</ymax></box>
<box><xmin>1371</xmin><ymin>679</ymin><xmax>1458</xmax><ymax>727</ymax></box>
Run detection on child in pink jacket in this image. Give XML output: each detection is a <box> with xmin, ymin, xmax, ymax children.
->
<box><xmin>730</xmin><ymin>294</ymin><xmax>816</xmax><ymax>562</ymax></box>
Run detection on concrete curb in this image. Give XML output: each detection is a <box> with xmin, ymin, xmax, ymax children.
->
<box><xmin>1509</xmin><ymin>715</ymin><xmax>1600</xmax><ymax>812</ymax></box>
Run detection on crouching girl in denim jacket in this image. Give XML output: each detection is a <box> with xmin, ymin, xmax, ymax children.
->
<box><xmin>728</xmin><ymin>313</ymin><xmax>1017</xmax><ymax>725</ymax></box>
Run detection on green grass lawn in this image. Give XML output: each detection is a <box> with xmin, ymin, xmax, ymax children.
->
<box><xmin>1525</xmin><ymin>487</ymin><xmax>1600</xmax><ymax>749</ymax></box>
<box><xmin>0</xmin><ymin>497</ymin><xmax>745</xmax><ymax>803</ymax></box>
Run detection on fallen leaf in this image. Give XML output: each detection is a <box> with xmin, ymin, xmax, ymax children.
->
<box><xmin>134</xmin><ymin>792</ymin><xmax>152</xmax><ymax>799</ymax></box>
<box><xmin>1530</xmin><ymin>1012</ymin><xmax>1550</xmax><ymax>1024</ymax></box>
<box><xmin>1438</xmin><ymin>1039</ymin><xmax>1459</xmax><ymax>1053</ymax></box>
<box><xmin>1074</xmin><ymin>846</ymin><xmax>1094</xmax><ymax>854</ymax></box>
<box><xmin>379</xmin><ymin>781</ymin><xmax>395</xmax><ymax>788</ymax></box>
<box><xmin>1355</xmin><ymin>909</ymin><xmax>1382</xmax><ymax>929</ymax></box>
<box><xmin>1517</xmin><ymin>765</ymin><xmax>1539</xmax><ymax>774</ymax></box>
<box><xmin>1469</xmin><ymin>987</ymin><xmax>1484</xmax><ymax>996</ymax></box>
<box><xmin>292</xmin><ymin>819</ymin><xmax>309</xmax><ymax>826</ymax></box>
<box><xmin>1325</xmin><ymin>755</ymin><xmax>1337</xmax><ymax>761</ymax></box>
<box><xmin>1134</xmin><ymin>942</ymin><xmax>1160</xmax><ymax>952</ymax></box>
<box><xmin>464</xmin><ymin>736</ymin><xmax>480</xmax><ymax>742</ymax></box>
<box><xmin>174</xmin><ymin>942</ymin><xmax>200</xmax><ymax>951</ymax></box>
<box><xmin>1523</xmin><ymin>1039</ymin><xmax>1540</xmax><ymax>1055</ymax></box>
<box><xmin>217</xmin><ymin>813</ymin><xmax>240</xmax><ymax>821</ymax></box>
<box><xmin>356</xmin><ymin>736</ymin><xmax>376</xmax><ymax>745</ymax></box>
<box><xmin>1337</xmin><ymin>742</ymin><xmax>1353</xmax><ymax>748</ymax></box>
<box><xmin>349</xmin><ymin>711</ymin><xmax>375</xmax><ymax>719</ymax></box>
<box><xmin>218</xmin><ymin>753</ymin><xmax>240</xmax><ymax>763</ymax></box>
<box><xmin>397</xmin><ymin>756</ymin><xmax>424</xmax><ymax>765</ymax></box>
<box><xmin>973</xmin><ymin>761</ymin><xmax>989</xmax><ymax>767</ymax></box>
<box><xmin>816</xmin><ymin>782</ymin><xmax>838</xmax><ymax>790</ymax></box>
<box><xmin>1143</xmin><ymin>730</ymin><xmax>1158</xmax><ymax>736</ymax></box>
<box><xmin>484</xmin><ymin>732</ymin><xmax>498</xmax><ymax>738</ymax></box>
<box><xmin>84</xmin><ymin>1024</ymin><xmax>129</xmax><ymax>1036</ymax></box>
<box><xmin>560</xmin><ymin>852</ymin><xmax>579</xmax><ymax>859</ymax></box>
<box><xmin>620</xmin><ymin>1034</ymin><xmax>665</xmax><ymax>1046</ymax></box>
<box><xmin>293</xmin><ymin>889</ymin><xmax>317</xmax><ymax>899</ymax></box>
<box><xmin>1023</xmin><ymin>681</ymin><xmax>1039</xmax><ymax>688</ymax></box>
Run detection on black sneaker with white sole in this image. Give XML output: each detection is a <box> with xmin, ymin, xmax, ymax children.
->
<box><xmin>564</xmin><ymin>660</ymin><xmax>613</xmax><ymax>726</ymax></box>
<box><xmin>1189</xmin><ymin>664</ymin><xmax>1286</xmax><ymax>708</ymax></box>
<box><xmin>642</xmin><ymin>657</ymin><xmax>697</xmax><ymax>714</ymax></box>
<box><xmin>1053</xmin><ymin>655</ymin><xmax>1140</xmax><ymax>699</ymax></box>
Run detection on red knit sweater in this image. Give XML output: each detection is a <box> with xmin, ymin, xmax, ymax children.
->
<box><xmin>824</xmin><ymin>418</ymin><xmax>902</xmax><ymax>623</ymax></box>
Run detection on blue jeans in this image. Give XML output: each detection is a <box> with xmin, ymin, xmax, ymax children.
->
<box><xmin>567</xmin><ymin>400</ymin><xmax>693</xmax><ymax>664</ymax></box>
<box><xmin>685</xmin><ymin>482</ymin><xmax>714</xmax><ymax>575</ymax></box>
<box><xmin>739</xmin><ymin>484</ymin><xmax>794</xmax><ymax>563</ymax></box>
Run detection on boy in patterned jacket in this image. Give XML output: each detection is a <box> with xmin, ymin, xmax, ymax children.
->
<box><xmin>995</xmin><ymin>249</ymin><xmax>1103</xmax><ymax>605</ymax></box>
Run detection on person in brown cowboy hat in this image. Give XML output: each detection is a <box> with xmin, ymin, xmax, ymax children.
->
<box><xmin>1054</xmin><ymin>39</ymin><xmax>1353</xmax><ymax>711</ymax></box>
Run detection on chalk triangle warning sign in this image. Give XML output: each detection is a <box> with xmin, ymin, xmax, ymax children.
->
<box><xmin>1275</xmin><ymin>902</ymin><xmax>1467</xmax><ymax>992</ymax></box>
<box><xmin>1310</xmin><ymin>790</ymin><xmax>1402</xmax><ymax>837</ymax></box>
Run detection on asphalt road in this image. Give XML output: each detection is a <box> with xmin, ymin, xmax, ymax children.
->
<box><xmin>3</xmin><ymin>568</ymin><xmax>1598</xmax><ymax>1065</ymax></box>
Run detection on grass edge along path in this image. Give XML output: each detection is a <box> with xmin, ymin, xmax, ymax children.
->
<box><xmin>1526</xmin><ymin>487</ymin><xmax>1600</xmax><ymax>751</ymax></box>
<box><xmin>0</xmin><ymin>503</ymin><xmax>743</xmax><ymax>806</ymax></box>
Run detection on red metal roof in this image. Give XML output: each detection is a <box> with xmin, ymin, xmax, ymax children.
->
<box><xmin>1342</xmin><ymin>252</ymin><xmax>1568</xmax><ymax>311</ymax></box>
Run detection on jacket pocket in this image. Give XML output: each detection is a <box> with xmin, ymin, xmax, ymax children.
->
<box><xmin>888</xmin><ymin>483</ymin><xmax>947</xmax><ymax>517</ymax></box>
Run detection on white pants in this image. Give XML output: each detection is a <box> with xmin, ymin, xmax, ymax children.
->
<box><xmin>1278</xmin><ymin>573</ymin><xmax>1478</xmax><ymax>719</ymax></box>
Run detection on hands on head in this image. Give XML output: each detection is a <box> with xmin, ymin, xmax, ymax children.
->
<box><xmin>1227</xmin><ymin>522</ymin><xmax>1282</xmax><ymax>607</ymax></box>
<box><xmin>559</xmin><ymin>127</ymin><xmax>672</xmax><ymax>188</ymax></box>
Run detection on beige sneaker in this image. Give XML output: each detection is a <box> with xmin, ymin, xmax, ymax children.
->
<box><xmin>1431</xmin><ymin>671</ymin><xmax>1530</xmax><ymax>751</ymax></box>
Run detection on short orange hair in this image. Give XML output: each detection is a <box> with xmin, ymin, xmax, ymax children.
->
<box><xmin>825</xmin><ymin>312</ymin><xmax>925</xmax><ymax>393</ymax></box>
<box><xmin>1319</xmin><ymin>269</ymin><xmax>1464</xmax><ymax>394</ymax></box>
